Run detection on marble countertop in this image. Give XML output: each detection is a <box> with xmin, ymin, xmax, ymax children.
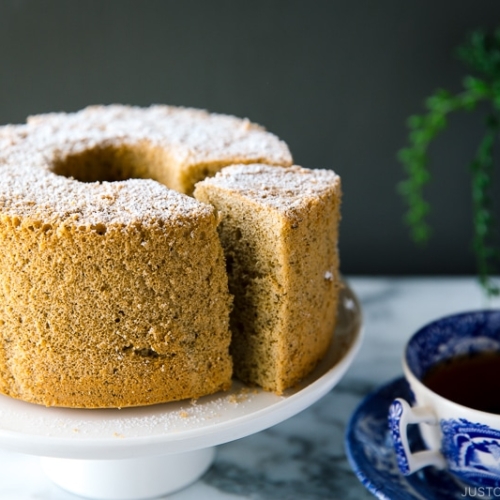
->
<box><xmin>0</xmin><ymin>277</ymin><xmax>496</xmax><ymax>500</ymax></box>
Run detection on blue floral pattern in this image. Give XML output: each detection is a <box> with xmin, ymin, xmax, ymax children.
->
<box><xmin>388</xmin><ymin>399</ymin><xmax>411</xmax><ymax>475</ymax></box>
<box><xmin>346</xmin><ymin>378</ymin><xmax>485</xmax><ymax>500</ymax></box>
<box><xmin>441</xmin><ymin>418</ymin><xmax>500</xmax><ymax>488</ymax></box>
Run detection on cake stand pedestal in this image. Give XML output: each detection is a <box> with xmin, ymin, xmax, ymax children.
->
<box><xmin>41</xmin><ymin>448</ymin><xmax>216</xmax><ymax>499</ymax></box>
<box><xmin>0</xmin><ymin>285</ymin><xmax>362</xmax><ymax>500</ymax></box>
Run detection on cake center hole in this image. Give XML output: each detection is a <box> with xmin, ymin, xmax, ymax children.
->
<box><xmin>51</xmin><ymin>145</ymin><xmax>163</xmax><ymax>184</ymax></box>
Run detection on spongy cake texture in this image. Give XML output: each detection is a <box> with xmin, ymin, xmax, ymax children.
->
<box><xmin>195</xmin><ymin>164</ymin><xmax>342</xmax><ymax>393</ymax></box>
<box><xmin>0</xmin><ymin>182</ymin><xmax>234</xmax><ymax>407</ymax></box>
<box><xmin>0</xmin><ymin>105</ymin><xmax>293</xmax><ymax>408</ymax></box>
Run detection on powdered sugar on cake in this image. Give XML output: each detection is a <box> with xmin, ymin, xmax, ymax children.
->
<box><xmin>0</xmin><ymin>105</ymin><xmax>293</xmax><ymax>227</ymax></box>
<box><xmin>24</xmin><ymin>105</ymin><xmax>291</xmax><ymax>167</ymax></box>
<box><xmin>199</xmin><ymin>164</ymin><xmax>341</xmax><ymax>213</ymax></box>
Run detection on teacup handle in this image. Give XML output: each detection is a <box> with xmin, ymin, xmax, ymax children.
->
<box><xmin>388</xmin><ymin>398</ymin><xmax>446</xmax><ymax>475</ymax></box>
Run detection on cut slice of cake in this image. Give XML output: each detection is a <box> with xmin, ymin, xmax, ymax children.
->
<box><xmin>194</xmin><ymin>164</ymin><xmax>342</xmax><ymax>393</ymax></box>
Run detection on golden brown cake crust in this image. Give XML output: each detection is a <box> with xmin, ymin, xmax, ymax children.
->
<box><xmin>0</xmin><ymin>210</ymin><xmax>233</xmax><ymax>408</ymax></box>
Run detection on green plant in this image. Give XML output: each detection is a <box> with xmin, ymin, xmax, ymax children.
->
<box><xmin>399</xmin><ymin>27</ymin><xmax>500</xmax><ymax>296</ymax></box>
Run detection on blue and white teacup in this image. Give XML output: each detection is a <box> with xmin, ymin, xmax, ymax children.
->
<box><xmin>388</xmin><ymin>310</ymin><xmax>500</xmax><ymax>488</ymax></box>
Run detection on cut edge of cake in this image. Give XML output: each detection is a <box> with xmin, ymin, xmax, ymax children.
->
<box><xmin>194</xmin><ymin>163</ymin><xmax>342</xmax><ymax>394</ymax></box>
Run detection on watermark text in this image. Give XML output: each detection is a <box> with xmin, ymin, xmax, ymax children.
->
<box><xmin>462</xmin><ymin>487</ymin><xmax>500</xmax><ymax>498</ymax></box>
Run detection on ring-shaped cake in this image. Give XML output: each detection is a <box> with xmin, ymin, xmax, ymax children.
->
<box><xmin>0</xmin><ymin>105</ymin><xmax>341</xmax><ymax>408</ymax></box>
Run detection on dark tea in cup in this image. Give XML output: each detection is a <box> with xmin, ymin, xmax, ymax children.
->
<box><xmin>422</xmin><ymin>351</ymin><xmax>500</xmax><ymax>414</ymax></box>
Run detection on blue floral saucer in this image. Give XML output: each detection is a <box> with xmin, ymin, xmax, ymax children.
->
<box><xmin>345</xmin><ymin>377</ymin><xmax>479</xmax><ymax>500</ymax></box>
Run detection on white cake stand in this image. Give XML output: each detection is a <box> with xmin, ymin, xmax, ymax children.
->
<box><xmin>0</xmin><ymin>284</ymin><xmax>362</xmax><ymax>500</ymax></box>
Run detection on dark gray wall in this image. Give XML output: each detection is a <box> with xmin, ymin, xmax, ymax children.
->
<box><xmin>1</xmin><ymin>0</ymin><xmax>499</xmax><ymax>275</ymax></box>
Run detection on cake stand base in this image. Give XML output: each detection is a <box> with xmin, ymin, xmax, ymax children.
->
<box><xmin>40</xmin><ymin>447</ymin><xmax>215</xmax><ymax>500</ymax></box>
